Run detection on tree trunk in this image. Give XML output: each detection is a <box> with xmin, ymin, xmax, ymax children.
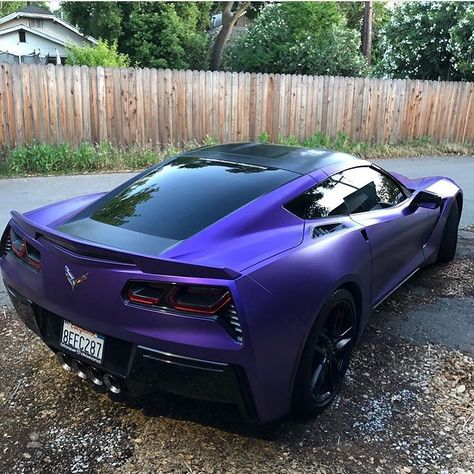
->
<box><xmin>362</xmin><ymin>1</ymin><xmax>373</xmax><ymax>66</ymax></box>
<box><xmin>210</xmin><ymin>21</ymin><xmax>235</xmax><ymax>70</ymax></box>
<box><xmin>209</xmin><ymin>2</ymin><xmax>249</xmax><ymax>71</ymax></box>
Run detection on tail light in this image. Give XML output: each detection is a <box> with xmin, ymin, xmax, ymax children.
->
<box><xmin>125</xmin><ymin>281</ymin><xmax>232</xmax><ymax>316</ymax></box>
<box><xmin>169</xmin><ymin>286</ymin><xmax>232</xmax><ymax>314</ymax></box>
<box><xmin>124</xmin><ymin>281</ymin><xmax>242</xmax><ymax>341</ymax></box>
<box><xmin>125</xmin><ymin>281</ymin><xmax>243</xmax><ymax>342</ymax></box>
<box><xmin>127</xmin><ymin>283</ymin><xmax>170</xmax><ymax>306</ymax></box>
<box><xmin>6</xmin><ymin>227</ymin><xmax>41</xmax><ymax>271</ymax></box>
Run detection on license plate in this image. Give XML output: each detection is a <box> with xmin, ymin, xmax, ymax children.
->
<box><xmin>60</xmin><ymin>320</ymin><xmax>105</xmax><ymax>364</ymax></box>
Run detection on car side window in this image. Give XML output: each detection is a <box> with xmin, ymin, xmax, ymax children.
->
<box><xmin>284</xmin><ymin>172</ymin><xmax>351</xmax><ymax>219</ymax></box>
<box><xmin>341</xmin><ymin>167</ymin><xmax>407</xmax><ymax>214</ymax></box>
<box><xmin>284</xmin><ymin>167</ymin><xmax>407</xmax><ymax>219</ymax></box>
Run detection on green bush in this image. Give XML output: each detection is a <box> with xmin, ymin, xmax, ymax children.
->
<box><xmin>66</xmin><ymin>39</ymin><xmax>130</xmax><ymax>68</ymax></box>
<box><xmin>4</xmin><ymin>142</ymin><xmax>161</xmax><ymax>176</ymax></box>
<box><xmin>225</xmin><ymin>3</ymin><xmax>367</xmax><ymax>76</ymax></box>
<box><xmin>376</xmin><ymin>2</ymin><xmax>473</xmax><ymax>81</ymax></box>
<box><xmin>1</xmin><ymin>137</ymin><xmax>473</xmax><ymax>177</ymax></box>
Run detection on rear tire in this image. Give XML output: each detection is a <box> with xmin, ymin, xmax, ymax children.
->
<box><xmin>437</xmin><ymin>200</ymin><xmax>459</xmax><ymax>263</ymax></box>
<box><xmin>292</xmin><ymin>288</ymin><xmax>357</xmax><ymax>419</ymax></box>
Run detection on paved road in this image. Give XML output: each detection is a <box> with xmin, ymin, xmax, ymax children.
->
<box><xmin>1</xmin><ymin>156</ymin><xmax>473</xmax><ymax>353</ymax></box>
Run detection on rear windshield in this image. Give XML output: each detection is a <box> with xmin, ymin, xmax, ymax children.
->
<box><xmin>76</xmin><ymin>157</ymin><xmax>296</xmax><ymax>241</ymax></box>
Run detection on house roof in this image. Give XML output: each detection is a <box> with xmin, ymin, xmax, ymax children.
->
<box><xmin>0</xmin><ymin>23</ymin><xmax>66</xmax><ymax>47</ymax></box>
<box><xmin>0</xmin><ymin>6</ymin><xmax>98</xmax><ymax>45</ymax></box>
<box><xmin>18</xmin><ymin>4</ymin><xmax>52</xmax><ymax>15</ymax></box>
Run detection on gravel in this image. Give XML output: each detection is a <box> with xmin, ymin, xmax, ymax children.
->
<box><xmin>1</xmin><ymin>237</ymin><xmax>473</xmax><ymax>473</ymax></box>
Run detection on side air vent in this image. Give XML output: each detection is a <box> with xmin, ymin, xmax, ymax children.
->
<box><xmin>311</xmin><ymin>223</ymin><xmax>346</xmax><ymax>239</ymax></box>
<box><xmin>221</xmin><ymin>304</ymin><xmax>243</xmax><ymax>343</ymax></box>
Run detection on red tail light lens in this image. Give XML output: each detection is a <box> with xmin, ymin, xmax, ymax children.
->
<box><xmin>169</xmin><ymin>285</ymin><xmax>232</xmax><ymax>314</ymax></box>
<box><xmin>10</xmin><ymin>228</ymin><xmax>25</xmax><ymax>257</ymax></box>
<box><xmin>127</xmin><ymin>283</ymin><xmax>169</xmax><ymax>306</ymax></box>
<box><xmin>8</xmin><ymin>227</ymin><xmax>41</xmax><ymax>271</ymax></box>
<box><xmin>25</xmin><ymin>241</ymin><xmax>41</xmax><ymax>270</ymax></box>
<box><xmin>125</xmin><ymin>282</ymin><xmax>232</xmax><ymax>315</ymax></box>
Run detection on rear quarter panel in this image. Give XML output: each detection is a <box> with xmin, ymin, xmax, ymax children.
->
<box><xmin>241</xmin><ymin>220</ymin><xmax>372</xmax><ymax>411</ymax></box>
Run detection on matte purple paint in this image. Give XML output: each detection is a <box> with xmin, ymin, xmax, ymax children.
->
<box><xmin>0</xmin><ymin>150</ymin><xmax>462</xmax><ymax>422</ymax></box>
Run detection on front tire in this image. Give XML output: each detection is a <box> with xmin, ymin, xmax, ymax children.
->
<box><xmin>437</xmin><ymin>199</ymin><xmax>459</xmax><ymax>263</ymax></box>
<box><xmin>292</xmin><ymin>288</ymin><xmax>357</xmax><ymax>419</ymax></box>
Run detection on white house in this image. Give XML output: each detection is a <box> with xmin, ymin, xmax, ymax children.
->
<box><xmin>0</xmin><ymin>4</ymin><xmax>97</xmax><ymax>64</ymax></box>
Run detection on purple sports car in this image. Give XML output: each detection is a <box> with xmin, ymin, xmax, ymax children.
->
<box><xmin>0</xmin><ymin>143</ymin><xmax>462</xmax><ymax>422</ymax></box>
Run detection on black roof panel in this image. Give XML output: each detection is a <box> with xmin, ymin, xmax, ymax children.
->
<box><xmin>184</xmin><ymin>142</ymin><xmax>361</xmax><ymax>175</ymax></box>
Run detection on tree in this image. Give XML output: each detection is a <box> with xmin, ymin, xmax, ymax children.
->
<box><xmin>225</xmin><ymin>2</ymin><xmax>367</xmax><ymax>76</ymax></box>
<box><xmin>123</xmin><ymin>2</ymin><xmax>211</xmax><ymax>69</ymax></box>
<box><xmin>448</xmin><ymin>3</ymin><xmax>474</xmax><ymax>81</ymax></box>
<box><xmin>62</xmin><ymin>1</ymin><xmax>123</xmax><ymax>44</ymax></box>
<box><xmin>337</xmin><ymin>1</ymin><xmax>388</xmax><ymax>65</ymax></box>
<box><xmin>376</xmin><ymin>2</ymin><xmax>473</xmax><ymax>81</ymax></box>
<box><xmin>65</xmin><ymin>39</ymin><xmax>130</xmax><ymax>67</ymax></box>
<box><xmin>210</xmin><ymin>1</ymin><xmax>251</xmax><ymax>71</ymax></box>
<box><xmin>361</xmin><ymin>1</ymin><xmax>373</xmax><ymax>65</ymax></box>
<box><xmin>62</xmin><ymin>1</ymin><xmax>212</xmax><ymax>70</ymax></box>
<box><xmin>0</xmin><ymin>2</ymin><xmax>26</xmax><ymax>16</ymax></box>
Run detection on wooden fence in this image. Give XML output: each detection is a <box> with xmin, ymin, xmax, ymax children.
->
<box><xmin>0</xmin><ymin>63</ymin><xmax>473</xmax><ymax>149</ymax></box>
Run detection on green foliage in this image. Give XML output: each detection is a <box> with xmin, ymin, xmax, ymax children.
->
<box><xmin>202</xmin><ymin>135</ymin><xmax>218</xmax><ymax>146</ymax></box>
<box><xmin>65</xmin><ymin>40</ymin><xmax>130</xmax><ymax>67</ymax></box>
<box><xmin>258</xmin><ymin>131</ymin><xmax>270</xmax><ymax>143</ymax></box>
<box><xmin>0</xmin><ymin>2</ymin><xmax>26</xmax><ymax>16</ymax></box>
<box><xmin>124</xmin><ymin>2</ymin><xmax>211</xmax><ymax>69</ymax></box>
<box><xmin>376</xmin><ymin>2</ymin><xmax>473</xmax><ymax>81</ymax></box>
<box><xmin>62</xmin><ymin>2</ymin><xmax>124</xmax><ymax>44</ymax></box>
<box><xmin>3</xmin><ymin>137</ymin><xmax>473</xmax><ymax>177</ymax></box>
<box><xmin>4</xmin><ymin>143</ymin><xmax>158</xmax><ymax>175</ymax></box>
<box><xmin>225</xmin><ymin>3</ymin><xmax>367</xmax><ymax>76</ymax></box>
<box><xmin>280</xmin><ymin>1</ymin><xmax>343</xmax><ymax>36</ymax></box>
<box><xmin>449</xmin><ymin>4</ymin><xmax>474</xmax><ymax>81</ymax></box>
<box><xmin>2</xmin><ymin>142</ymin><xmax>194</xmax><ymax>176</ymax></box>
<box><xmin>337</xmin><ymin>1</ymin><xmax>389</xmax><ymax>64</ymax></box>
<box><xmin>62</xmin><ymin>1</ymin><xmax>212</xmax><ymax>70</ymax></box>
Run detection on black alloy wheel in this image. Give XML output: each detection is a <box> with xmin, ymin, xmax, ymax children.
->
<box><xmin>293</xmin><ymin>288</ymin><xmax>357</xmax><ymax>418</ymax></box>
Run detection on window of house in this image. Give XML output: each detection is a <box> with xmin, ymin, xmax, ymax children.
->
<box><xmin>18</xmin><ymin>30</ymin><xmax>26</xmax><ymax>43</ymax></box>
<box><xmin>29</xmin><ymin>19</ymin><xmax>43</xmax><ymax>28</ymax></box>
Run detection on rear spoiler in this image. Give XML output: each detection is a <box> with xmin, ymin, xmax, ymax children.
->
<box><xmin>10</xmin><ymin>211</ymin><xmax>240</xmax><ymax>280</ymax></box>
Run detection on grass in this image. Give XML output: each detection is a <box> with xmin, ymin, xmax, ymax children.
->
<box><xmin>0</xmin><ymin>133</ymin><xmax>473</xmax><ymax>177</ymax></box>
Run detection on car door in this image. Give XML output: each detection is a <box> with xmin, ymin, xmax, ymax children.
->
<box><xmin>339</xmin><ymin>166</ymin><xmax>430</xmax><ymax>307</ymax></box>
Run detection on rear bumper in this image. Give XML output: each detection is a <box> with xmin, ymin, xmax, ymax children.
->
<box><xmin>6</xmin><ymin>284</ymin><xmax>257</xmax><ymax>422</ymax></box>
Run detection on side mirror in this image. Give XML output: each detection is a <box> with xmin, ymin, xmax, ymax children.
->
<box><xmin>410</xmin><ymin>190</ymin><xmax>442</xmax><ymax>211</ymax></box>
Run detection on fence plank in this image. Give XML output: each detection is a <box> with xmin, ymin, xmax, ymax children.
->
<box><xmin>0</xmin><ymin>65</ymin><xmax>6</xmax><ymax>146</ymax></box>
<box><xmin>0</xmin><ymin>64</ymin><xmax>472</xmax><ymax>150</ymax></box>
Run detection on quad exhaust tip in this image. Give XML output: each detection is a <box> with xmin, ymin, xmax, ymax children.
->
<box><xmin>56</xmin><ymin>352</ymin><xmax>72</xmax><ymax>371</ymax></box>
<box><xmin>56</xmin><ymin>352</ymin><xmax>121</xmax><ymax>394</ymax></box>
<box><xmin>87</xmin><ymin>366</ymin><xmax>103</xmax><ymax>386</ymax></box>
<box><xmin>71</xmin><ymin>359</ymin><xmax>88</xmax><ymax>379</ymax></box>
<box><xmin>103</xmin><ymin>374</ymin><xmax>121</xmax><ymax>394</ymax></box>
